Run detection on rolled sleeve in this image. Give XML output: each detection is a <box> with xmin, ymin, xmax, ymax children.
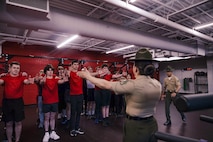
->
<box><xmin>176</xmin><ymin>78</ymin><xmax>181</xmax><ymax>86</ymax></box>
<box><xmin>111</xmin><ymin>80</ymin><xmax>134</xmax><ymax>95</ymax></box>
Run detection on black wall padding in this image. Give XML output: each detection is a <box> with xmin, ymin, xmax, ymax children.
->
<box><xmin>155</xmin><ymin>132</ymin><xmax>201</xmax><ymax>142</ymax></box>
<box><xmin>200</xmin><ymin>115</ymin><xmax>213</xmax><ymax>123</ymax></box>
<box><xmin>175</xmin><ymin>94</ymin><xmax>213</xmax><ymax>112</ymax></box>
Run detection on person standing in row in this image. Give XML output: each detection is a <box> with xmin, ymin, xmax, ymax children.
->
<box><xmin>64</xmin><ymin>67</ymin><xmax>71</xmax><ymax>129</ymax></box>
<box><xmin>99</xmin><ymin>64</ymin><xmax>112</xmax><ymax>126</ymax></box>
<box><xmin>86</xmin><ymin>66</ymin><xmax>96</xmax><ymax>119</ymax></box>
<box><xmin>34</xmin><ymin>69</ymin><xmax>44</xmax><ymax>129</ymax></box>
<box><xmin>93</xmin><ymin>66</ymin><xmax>103</xmax><ymax>124</ymax></box>
<box><xmin>0</xmin><ymin>61</ymin><xmax>34</xmax><ymax>142</ymax></box>
<box><xmin>41</xmin><ymin>64</ymin><xmax>68</xmax><ymax>142</ymax></box>
<box><xmin>57</xmin><ymin>65</ymin><xmax>68</xmax><ymax>124</ymax></box>
<box><xmin>78</xmin><ymin>49</ymin><xmax>162</xmax><ymax>142</ymax></box>
<box><xmin>161</xmin><ymin>66</ymin><xmax>186</xmax><ymax>126</ymax></box>
<box><xmin>67</xmin><ymin>60</ymin><xmax>85</xmax><ymax>137</ymax></box>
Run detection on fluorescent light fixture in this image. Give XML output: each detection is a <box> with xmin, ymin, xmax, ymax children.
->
<box><xmin>154</xmin><ymin>56</ymin><xmax>190</xmax><ymax>62</ymax></box>
<box><xmin>106</xmin><ymin>45</ymin><xmax>134</xmax><ymax>54</ymax></box>
<box><xmin>57</xmin><ymin>35</ymin><xmax>79</xmax><ymax>48</ymax></box>
<box><xmin>194</xmin><ymin>22</ymin><xmax>213</xmax><ymax>30</ymax></box>
<box><xmin>123</xmin><ymin>53</ymin><xmax>136</xmax><ymax>58</ymax></box>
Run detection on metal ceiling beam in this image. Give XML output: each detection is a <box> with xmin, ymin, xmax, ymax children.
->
<box><xmin>0</xmin><ymin>1</ymin><xmax>198</xmax><ymax>55</ymax></box>
<box><xmin>86</xmin><ymin>1</ymin><xmax>105</xmax><ymax>16</ymax></box>
<box><xmin>167</xmin><ymin>0</ymin><xmax>209</xmax><ymax>18</ymax></box>
<box><xmin>103</xmin><ymin>0</ymin><xmax>213</xmax><ymax>43</ymax></box>
<box><xmin>152</xmin><ymin>0</ymin><xmax>201</xmax><ymax>24</ymax></box>
<box><xmin>0</xmin><ymin>32</ymin><xmax>108</xmax><ymax>51</ymax></box>
<box><xmin>80</xmin><ymin>39</ymin><xmax>106</xmax><ymax>51</ymax></box>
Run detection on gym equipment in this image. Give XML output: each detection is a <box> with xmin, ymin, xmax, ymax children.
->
<box><xmin>174</xmin><ymin>94</ymin><xmax>213</xmax><ymax>112</ymax></box>
<box><xmin>155</xmin><ymin>131</ymin><xmax>207</xmax><ymax>142</ymax></box>
<box><xmin>200</xmin><ymin>115</ymin><xmax>213</xmax><ymax>123</ymax></box>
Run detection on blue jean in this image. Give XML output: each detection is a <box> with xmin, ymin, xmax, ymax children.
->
<box><xmin>37</xmin><ymin>96</ymin><xmax>44</xmax><ymax>125</ymax></box>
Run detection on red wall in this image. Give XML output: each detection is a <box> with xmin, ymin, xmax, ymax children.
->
<box><xmin>0</xmin><ymin>42</ymin><xmax>125</xmax><ymax>106</ymax></box>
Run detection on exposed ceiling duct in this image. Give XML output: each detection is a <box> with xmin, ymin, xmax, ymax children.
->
<box><xmin>0</xmin><ymin>0</ymin><xmax>198</xmax><ymax>55</ymax></box>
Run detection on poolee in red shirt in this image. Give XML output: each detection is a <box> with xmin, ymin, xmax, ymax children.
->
<box><xmin>94</xmin><ymin>74</ymin><xmax>112</xmax><ymax>90</ymax></box>
<box><xmin>103</xmin><ymin>74</ymin><xmax>112</xmax><ymax>81</ymax></box>
<box><xmin>42</xmin><ymin>77</ymin><xmax>59</xmax><ymax>104</ymax></box>
<box><xmin>95</xmin><ymin>74</ymin><xmax>101</xmax><ymax>90</ymax></box>
<box><xmin>2</xmin><ymin>74</ymin><xmax>27</xmax><ymax>99</ymax></box>
<box><xmin>69</xmin><ymin>71</ymin><xmax>83</xmax><ymax>95</ymax></box>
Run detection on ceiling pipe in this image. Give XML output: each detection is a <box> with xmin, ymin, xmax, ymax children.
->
<box><xmin>103</xmin><ymin>0</ymin><xmax>213</xmax><ymax>43</ymax></box>
<box><xmin>0</xmin><ymin>1</ymin><xmax>198</xmax><ymax>54</ymax></box>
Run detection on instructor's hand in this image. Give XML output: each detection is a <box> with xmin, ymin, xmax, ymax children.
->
<box><xmin>77</xmin><ymin>67</ymin><xmax>90</xmax><ymax>79</ymax></box>
<box><xmin>171</xmin><ymin>92</ymin><xmax>177</xmax><ymax>97</ymax></box>
<box><xmin>160</xmin><ymin>95</ymin><xmax>165</xmax><ymax>101</ymax></box>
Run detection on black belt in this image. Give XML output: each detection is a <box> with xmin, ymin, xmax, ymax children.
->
<box><xmin>166</xmin><ymin>90</ymin><xmax>175</xmax><ymax>93</ymax></box>
<box><xmin>126</xmin><ymin>114</ymin><xmax>153</xmax><ymax>121</ymax></box>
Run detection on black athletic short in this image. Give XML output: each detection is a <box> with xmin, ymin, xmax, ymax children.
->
<box><xmin>101</xmin><ymin>89</ymin><xmax>111</xmax><ymax>106</ymax></box>
<box><xmin>43</xmin><ymin>103</ymin><xmax>58</xmax><ymax>113</ymax></box>
<box><xmin>2</xmin><ymin>98</ymin><xmax>25</xmax><ymax>122</ymax></box>
<box><xmin>87</xmin><ymin>88</ymin><xmax>95</xmax><ymax>101</ymax></box>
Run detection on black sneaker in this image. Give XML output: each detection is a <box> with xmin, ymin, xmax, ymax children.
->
<box><xmin>76</xmin><ymin>128</ymin><xmax>84</xmax><ymax>135</ymax></box>
<box><xmin>70</xmin><ymin>130</ymin><xmax>77</xmax><ymax>137</ymax></box>
<box><xmin>61</xmin><ymin>117</ymin><xmax>67</xmax><ymax>125</ymax></box>
<box><xmin>182</xmin><ymin>117</ymin><xmax>186</xmax><ymax>123</ymax></box>
<box><xmin>102</xmin><ymin>120</ymin><xmax>108</xmax><ymax>127</ymax></box>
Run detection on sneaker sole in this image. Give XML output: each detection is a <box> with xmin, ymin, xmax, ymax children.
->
<box><xmin>76</xmin><ymin>132</ymin><xmax>84</xmax><ymax>135</ymax></box>
<box><xmin>51</xmin><ymin>138</ymin><xmax>60</xmax><ymax>140</ymax></box>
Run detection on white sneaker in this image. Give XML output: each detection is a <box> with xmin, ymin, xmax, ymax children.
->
<box><xmin>42</xmin><ymin>132</ymin><xmax>50</xmax><ymax>142</ymax></box>
<box><xmin>76</xmin><ymin>128</ymin><xmax>85</xmax><ymax>135</ymax></box>
<box><xmin>50</xmin><ymin>131</ymin><xmax>60</xmax><ymax>140</ymax></box>
<box><xmin>57</xmin><ymin>114</ymin><xmax>62</xmax><ymax>119</ymax></box>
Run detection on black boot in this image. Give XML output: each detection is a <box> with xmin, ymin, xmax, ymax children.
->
<box><xmin>181</xmin><ymin>114</ymin><xmax>186</xmax><ymax>123</ymax></box>
<box><xmin>163</xmin><ymin>120</ymin><xmax>171</xmax><ymax>126</ymax></box>
<box><xmin>102</xmin><ymin>118</ymin><xmax>108</xmax><ymax>127</ymax></box>
<box><xmin>106</xmin><ymin>117</ymin><xmax>110</xmax><ymax>125</ymax></box>
<box><xmin>65</xmin><ymin>119</ymin><xmax>70</xmax><ymax>129</ymax></box>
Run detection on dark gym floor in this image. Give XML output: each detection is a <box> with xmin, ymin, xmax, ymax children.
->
<box><xmin>0</xmin><ymin>101</ymin><xmax>213</xmax><ymax>142</ymax></box>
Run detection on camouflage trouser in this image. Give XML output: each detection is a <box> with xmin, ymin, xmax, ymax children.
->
<box><xmin>123</xmin><ymin>117</ymin><xmax>158</xmax><ymax>142</ymax></box>
<box><xmin>165</xmin><ymin>92</ymin><xmax>184</xmax><ymax>121</ymax></box>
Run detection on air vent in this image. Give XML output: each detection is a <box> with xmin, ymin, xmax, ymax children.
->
<box><xmin>6</xmin><ymin>0</ymin><xmax>49</xmax><ymax>18</ymax></box>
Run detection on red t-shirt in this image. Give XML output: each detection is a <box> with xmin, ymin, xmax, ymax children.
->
<box><xmin>69</xmin><ymin>71</ymin><xmax>83</xmax><ymax>95</ymax></box>
<box><xmin>95</xmin><ymin>74</ymin><xmax>101</xmax><ymax>90</ymax></box>
<box><xmin>94</xmin><ymin>74</ymin><xmax>112</xmax><ymax>90</ymax></box>
<box><xmin>42</xmin><ymin>77</ymin><xmax>59</xmax><ymax>104</ymax></box>
<box><xmin>2</xmin><ymin>74</ymin><xmax>27</xmax><ymax>99</ymax></box>
<box><xmin>103</xmin><ymin>74</ymin><xmax>112</xmax><ymax>81</ymax></box>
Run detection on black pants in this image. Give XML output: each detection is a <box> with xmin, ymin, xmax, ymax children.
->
<box><xmin>94</xmin><ymin>90</ymin><xmax>102</xmax><ymax>119</ymax></box>
<box><xmin>58</xmin><ymin>92</ymin><xmax>66</xmax><ymax>113</ymax></box>
<box><xmin>70</xmin><ymin>95</ymin><xmax>83</xmax><ymax>130</ymax></box>
<box><xmin>114</xmin><ymin>95</ymin><xmax>124</xmax><ymax>114</ymax></box>
<box><xmin>165</xmin><ymin>92</ymin><xmax>185</xmax><ymax>121</ymax></box>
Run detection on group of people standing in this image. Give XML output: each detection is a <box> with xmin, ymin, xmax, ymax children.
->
<box><xmin>0</xmin><ymin>59</ymin><xmax>126</xmax><ymax>142</ymax></box>
<box><xmin>36</xmin><ymin>60</ymin><xmax>86</xmax><ymax>141</ymax></box>
<box><xmin>0</xmin><ymin>60</ymin><xmax>87</xmax><ymax>142</ymax></box>
<box><xmin>0</xmin><ymin>49</ymin><xmax>186</xmax><ymax>142</ymax></box>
